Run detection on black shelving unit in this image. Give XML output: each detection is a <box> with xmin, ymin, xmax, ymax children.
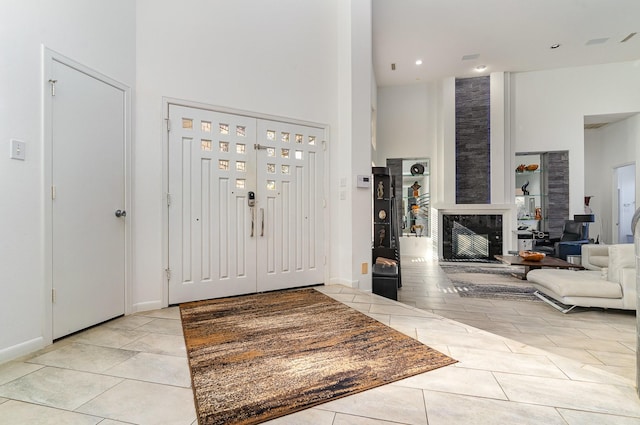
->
<box><xmin>372</xmin><ymin>167</ymin><xmax>401</xmax><ymax>300</ymax></box>
<box><xmin>373</xmin><ymin>167</ymin><xmax>393</xmax><ymax>248</ymax></box>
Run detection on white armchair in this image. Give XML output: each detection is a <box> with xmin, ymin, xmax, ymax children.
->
<box><xmin>527</xmin><ymin>244</ymin><xmax>636</xmax><ymax>313</ymax></box>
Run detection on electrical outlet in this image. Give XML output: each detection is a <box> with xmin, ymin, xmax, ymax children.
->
<box><xmin>10</xmin><ymin>139</ymin><xmax>26</xmax><ymax>160</ymax></box>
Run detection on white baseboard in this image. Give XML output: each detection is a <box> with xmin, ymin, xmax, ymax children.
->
<box><xmin>328</xmin><ymin>278</ymin><xmax>360</xmax><ymax>288</ymax></box>
<box><xmin>0</xmin><ymin>337</ymin><xmax>45</xmax><ymax>364</ymax></box>
<box><xmin>131</xmin><ymin>300</ymin><xmax>164</xmax><ymax>313</ymax></box>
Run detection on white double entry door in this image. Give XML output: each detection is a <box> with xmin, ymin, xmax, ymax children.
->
<box><xmin>168</xmin><ymin>105</ymin><xmax>325</xmax><ymax>304</ymax></box>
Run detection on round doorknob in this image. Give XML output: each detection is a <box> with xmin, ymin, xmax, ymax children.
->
<box><xmin>115</xmin><ymin>209</ymin><xmax>127</xmax><ymax>218</ymax></box>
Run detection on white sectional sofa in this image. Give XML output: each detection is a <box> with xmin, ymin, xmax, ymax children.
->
<box><xmin>527</xmin><ymin>244</ymin><xmax>637</xmax><ymax>313</ymax></box>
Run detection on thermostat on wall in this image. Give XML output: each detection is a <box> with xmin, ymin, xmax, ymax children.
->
<box><xmin>356</xmin><ymin>175</ymin><xmax>371</xmax><ymax>188</ymax></box>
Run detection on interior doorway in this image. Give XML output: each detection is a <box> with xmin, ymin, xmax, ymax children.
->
<box><xmin>44</xmin><ymin>49</ymin><xmax>130</xmax><ymax>339</ymax></box>
<box><xmin>614</xmin><ymin>163</ymin><xmax>636</xmax><ymax>243</ymax></box>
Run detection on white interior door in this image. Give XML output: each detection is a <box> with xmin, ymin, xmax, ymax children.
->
<box><xmin>168</xmin><ymin>105</ymin><xmax>325</xmax><ymax>303</ymax></box>
<box><xmin>255</xmin><ymin>120</ymin><xmax>325</xmax><ymax>292</ymax></box>
<box><xmin>50</xmin><ymin>58</ymin><xmax>126</xmax><ymax>339</ymax></box>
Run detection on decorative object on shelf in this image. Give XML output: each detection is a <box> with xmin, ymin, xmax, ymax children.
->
<box><xmin>519</xmin><ymin>250</ymin><xmax>545</xmax><ymax>261</ymax></box>
<box><xmin>375</xmin><ymin>256</ymin><xmax>397</xmax><ymax>267</ymax></box>
<box><xmin>516</xmin><ymin>164</ymin><xmax>526</xmax><ymax>173</ymax></box>
<box><xmin>525</xmin><ymin>164</ymin><xmax>539</xmax><ymax>171</ymax></box>
<box><xmin>377</xmin><ymin>181</ymin><xmax>384</xmax><ymax>199</ymax></box>
<box><xmin>410</xmin><ymin>181</ymin><xmax>421</xmax><ymax>197</ymax></box>
<box><xmin>378</xmin><ymin>228</ymin><xmax>386</xmax><ymax>247</ymax></box>
<box><xmin>521</xmin><ymin>181</ymin><xmax>530</xmax><ymax>196</ymax></box>
<box><xmin>378</xmin><ymin>209</ymin><xmax>387</xmax><ymax>220</ymax></box>
<box><xmin>528</xmin><ymin>198</ymin><xmax>536</xmax><ymax>217</ymax></box>
<box><xmin>584</xmin><ymin>196</ymin><xmax>593</xmax><ymax>214</ymax></box>
<box><xmin>411</xmin><ymin>224</ymin><xmax>423</xmax><ymax>236</ymax></box>
<box><xmin>535</xmin><ymin>207</ymin><xmax>542</xmax><ymax>220</ymax></box>
<box><xmin>410</xmin><ymin>163</ymin><xmax>425</xmax><ymax>176</ymax></box>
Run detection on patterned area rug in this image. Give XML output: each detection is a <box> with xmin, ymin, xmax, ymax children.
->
<box><xmin>180</xmin><ymin>288</ymin><xmax>457</xmax><ymax>425</ymax></box>
<box><xmin>440</xmin><ymin>264</ymin><xmax>540</xmax><ymax>301</ymax></box>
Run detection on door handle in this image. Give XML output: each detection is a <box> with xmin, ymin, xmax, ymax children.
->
<box><xmin>250</xmin><ymin>207</ymin><xmax>255</xmax><ymax>237</ymax></box>
<box><xmin>260</xmin><ymin>208</ymin><xmax>264</xmax><ymax>237</ymax></box>
<box><xmin>115</xmin><ymin>209</ymin><xmax>127</xmax><ymax>218</ymax></box>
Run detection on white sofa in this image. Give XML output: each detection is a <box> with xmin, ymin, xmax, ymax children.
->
<box><xmin>527</xmin><ymin>244</ymin><xmax>637</xmax><ymax>313</ymax></box>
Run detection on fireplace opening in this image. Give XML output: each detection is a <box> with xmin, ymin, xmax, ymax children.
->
<box><xmin>442</xmin><ymin>214</ymin><xmax>502</xmax><ymax>261</ymax></box>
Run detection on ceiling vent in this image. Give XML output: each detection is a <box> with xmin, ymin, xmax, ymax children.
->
<box><xmin>585</xmin><ymin>37</ymin><xmax>609</xmax><ymax>46</ymax></box>
<box><xmin>461</xmin><ymin>54</ymin><xmax>480</xmax><ymax>61</ymax></box>
<box><xmin>621</xmin><ymin>32</ymin><xmax>637</xmax><ymax>43</ymax></box>
<box><xmin>584</xmin><ymin>123</ymin><xmax>608</xmax><ymax>130</ymax></box>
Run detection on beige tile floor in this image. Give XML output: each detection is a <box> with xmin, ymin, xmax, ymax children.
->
<box><xmin>0</xmin><ymin>256</ymin><xmax>637</xmax><ymax>424</ymax></box>
<box><xmin>398</xmin><ymin>256</ymin><xmax>637</xmax><ymax>382</ymax></box>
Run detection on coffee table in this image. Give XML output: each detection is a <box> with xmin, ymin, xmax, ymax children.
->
<box><xmin>494</xmin><ymin>255</ymin><xmax>584</xmax><ymax>280</ymax></box>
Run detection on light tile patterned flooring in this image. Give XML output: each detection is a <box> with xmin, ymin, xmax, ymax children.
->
<box><xmin>0</xmin><ymin>256</ymin><xmax>637</xmax><ymax>424</ymax></box>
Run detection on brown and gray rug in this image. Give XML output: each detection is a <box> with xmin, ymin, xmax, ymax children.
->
<box><xmin>440</xmin><ymin>264</ymin><xmax>540</xmax><ymax>301</ymax></box>
<box><xmin>180</xmin><ymin>288</ymin><xmax>456</xmax><ymax>425</ymax></box>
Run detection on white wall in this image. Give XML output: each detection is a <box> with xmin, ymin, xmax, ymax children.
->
<box><xmin>0</xmin><ymin>0</ymin><xmax>136</xmax><ymax>360</ymax></box>
<box><xmin>135</xmin><ymin>0</ymin><xmax>374</xmax><ymax>304</ymax></box>
<box><xmin>377</xmin><ymin>62</ymin><xmax>640</xmax><ymax>243</ymax></box>
<box><xmin>378</xmin><ymin>76</ymin><xmax>512</xmax><ymax>209</ymax></box>
<box><xmin>134</xmin><ymin>0</ymin><xmax>342</xmax><ymax>309</ymax></box>
<box><xmin>585</xmin><ymin>114</ymin><xmax>640</xmax><ymax>243</ymax></box>
<box><xmin>0</xmin><ymin>0</ymin><xmax>375</xmax><ymax>361</ymax></box>
<box><xmin>376</xmin><ymin>83</ymin><xmax>435</xmax><ymax>162</ymax></box>
<box><xmin>377</xmin><ymin>62</ymin><xmax>640</xmax><ymax>214</ymax></box>
<box><xmin>510</xmin><ymin>61</ymin><xmax>640</xmax><ymax>216</ymax></box>
<box><xmin>346</xmin><ymin>0</ymin><xmax>374</xmax><ymax>289</ymax></box>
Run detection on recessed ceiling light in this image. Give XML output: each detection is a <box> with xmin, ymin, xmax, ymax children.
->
<box><xmin>415</xmin><ymin>59</ymin><xmax>423</xmax><ymax>65</ymax></box>
<box><xmin>550</xmin><ymin>43</ymin><xmax>561</xmax><ymax>49</ymax></box>
<box><xmin>586</xmin><ymin>38</ymin><xmax>609</xmax><ymax>46</ymax></box>
<box><xmin>475</xmin><ymin>65</ymin><xmax>487</xmax><ymax>72</ymax></box>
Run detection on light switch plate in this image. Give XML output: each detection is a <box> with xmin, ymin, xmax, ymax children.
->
<box><xmin>10</xmin><ymin>139</ymin><xmax>26</xmax><ymax>160</ymax></box>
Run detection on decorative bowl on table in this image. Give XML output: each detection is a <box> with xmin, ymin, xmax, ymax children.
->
<box><xmin>519</xmin><ymin>251</ymin><xmax>545</xmax><ymax>261</ymax></box>
<box><xmin>525</xmin><ymin>164</ymin><xmax>539</xmax><ymax>171</ymax></box>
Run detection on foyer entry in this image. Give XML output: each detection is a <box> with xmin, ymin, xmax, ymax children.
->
<box><xmin>167</xmin><ymin>105</ymin><xmax>325</xmax><ymax>304</ymax></box>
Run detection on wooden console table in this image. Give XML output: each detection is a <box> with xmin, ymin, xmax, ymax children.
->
<box><xmin>494</xmin><ymin>255</ymin><xmax>584</xmax><ymax>280</ymax></box>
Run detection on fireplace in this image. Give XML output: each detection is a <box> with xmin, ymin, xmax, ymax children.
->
<box><xmin>442</xmin><ymin>214</ymin><xmax>502</xmax><ymax>261</ymax></box>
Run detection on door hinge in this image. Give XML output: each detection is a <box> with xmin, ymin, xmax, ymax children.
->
<box><xmin>167</xmin><ymin>193</ymin><xmax>172</xmax><ymax>207</ymax></box>
<box><xmin>48</xmin><ymin>79</ymin><xmax>57</xmax><ymax>96</ymax></box>
<box><xmin>51</xmin><ymin>185</ymin><xmax>56</xmax><ymax>200</ymax></box>
<box><xmin>322</xmin><ymin>198</ymin><xmax>326</xmax><ymax>208</ymax></box>
<box><xmin>323</xmin><ymin>256</ymin><xmax>327</xmax><ymax>265</ymax></box>
<box><xmin>165</xmin><ymin>267</ymin><xmax>171</xmax><ymax>280</ymax></box>
<box><xmin>165</xmin><ymin>118</ymin><xmax>171</xmax><ymax>132</ymax></box>
<box><xmin>254</xmin><ymin>143</ymin><xmax>269</xmax><ymax>150</ymax></box>
<box><xmin>52</xmin><ymin>288</ymin><xmax>56</xmax><ymax>303</ymax></box>
<box><xmin>322</xmin><ymin>140</ymin><xmax>327</xmax><ymax>151</ymax></box>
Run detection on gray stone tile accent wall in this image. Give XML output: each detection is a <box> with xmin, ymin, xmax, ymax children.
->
<box><xmin>455</xmin><ymin>76</ymin><xmax>490</xmax><ymax>204</ymax></box>
<box><xmin>542</xmin><ymin>151</ymin><xmax>569</xmax><ymax>237</ymax></box>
